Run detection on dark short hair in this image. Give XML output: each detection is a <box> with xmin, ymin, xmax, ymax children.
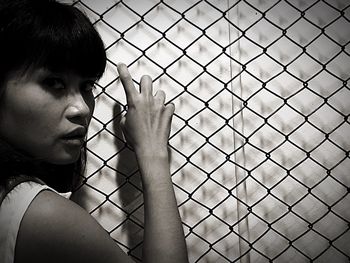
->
<box><xmin>0</xmin><ymin>0</ymin><xmax>106</xmax><ymax>85</ymax></box>
<box><xmin>0</xmin><ymin>0</ymin><xmax>106</xmax><ymax>194</ymax></box>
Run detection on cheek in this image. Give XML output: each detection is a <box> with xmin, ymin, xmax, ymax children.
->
<box><xmin>7</xmin><ymin>101</ymin><xmax>58</xmax><ymax>140</ymax></box>
<box><xmin>16</xmin><ymin>93</ymin><xmax>57</xmax><ymax>125</ymax></box>
<box><xmin>2</xmin><ymin>93</ymin><xmax>38</xmax><ymax>125</ymax></box>
<box><xmin>0</xmin><ymin>92</ymin><xmax>63</xmax><ymax>163</ymax></box>
<box><xmin>0</xmin><ymin>85</ymin><xmax>61</xmax><ymax>138</ymax></box>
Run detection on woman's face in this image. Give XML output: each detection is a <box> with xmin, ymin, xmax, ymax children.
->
<box><xmin>0</xmin><ymin>68</ymin><xmax>96</xmax><ymax>164</ymax></box>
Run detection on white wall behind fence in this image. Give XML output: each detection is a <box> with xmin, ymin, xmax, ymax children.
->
<box><xmin>63</xmin><ymin>0</ymin><xmax>350</xmax><ymax>262</ymax></box>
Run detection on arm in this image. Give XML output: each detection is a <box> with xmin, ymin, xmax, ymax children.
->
<box><xmin>15</xmin><ymin>64</ymin><xmax>188</xmax><ymax>263</ymax></box>
<box><xmin>15</xmin><ymin>190</ymin><xmax>135</xmax><ymax>263</ymax></box>
<box><xmin>117</xmin><ymin>64</ymin><xmax>188</xmax><ymax>263</ymax></box>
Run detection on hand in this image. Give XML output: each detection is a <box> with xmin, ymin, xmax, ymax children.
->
<box><xmin>117</xmin><ymin>63</ymin><xmax>175</xmax><ymax>158</ymax></box>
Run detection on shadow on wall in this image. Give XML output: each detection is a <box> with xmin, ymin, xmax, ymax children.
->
<box><xmin>113</xmin><ymin>103</ymin><xmax>144</xmax><ymax>261</ymax></box>
<box><xmin>71</xmin><ymin>102</ymin><xmax>144</xmax><ymax>261</ymax></box>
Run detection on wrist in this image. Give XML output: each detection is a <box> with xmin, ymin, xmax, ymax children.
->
<box><xmin>134</xmin><ymin>146</ymin><xmax>169</xmax><ymax>160</ymax></box>
<box><xmin>136</xmin><ymin>154</ymin><xmax>172</xmax><ymax>188</ymax></box>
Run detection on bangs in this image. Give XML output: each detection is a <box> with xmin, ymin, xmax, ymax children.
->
<box><xmin>4</xmin><ymin>1</ymin><xmax>106</xmax><ymax>79</ymax></box>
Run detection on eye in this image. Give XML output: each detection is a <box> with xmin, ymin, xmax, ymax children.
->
<box><xmin>82</xmin><ymin>80</ymin><xmax>96</xmax><ymax>92</ymax></box>
<box><xmin>42</xmin><ymin>77</ymin><xmax>65</xmax><ymax>90</ymax></box>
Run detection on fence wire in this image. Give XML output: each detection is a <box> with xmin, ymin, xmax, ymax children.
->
<box><xmin>66</xmin><ymin>0</ymin><xmax>350</xmax><ymax>262</ymax></box>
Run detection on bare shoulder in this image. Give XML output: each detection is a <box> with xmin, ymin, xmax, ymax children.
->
<box><xmin>15</xmin><ymin>190</ymin><xmax>133</xmax><ymax>263</ymax></box>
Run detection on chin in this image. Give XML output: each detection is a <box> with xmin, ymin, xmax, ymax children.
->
<box><xmin>48</xmin><ymin>152</ymin><xmax>81</xmax><ymax>165</ymax></box>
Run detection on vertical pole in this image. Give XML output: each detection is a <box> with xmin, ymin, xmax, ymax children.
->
<box><xmin>228</xmin><ymin>1</ymin><xmax>251</xmax><ymax>262</ymax></box>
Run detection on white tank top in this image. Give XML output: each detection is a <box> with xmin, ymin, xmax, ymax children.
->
<box><xmin>0</xmin><ymin>181</ymin><xmax>71</xmax><ymax>263</ymax></box>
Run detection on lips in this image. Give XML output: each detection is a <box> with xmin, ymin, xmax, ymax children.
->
<box><xmin>61</xmin><ymin>127</ymin><xmax>87</xmax><ymax>144</ymax></box>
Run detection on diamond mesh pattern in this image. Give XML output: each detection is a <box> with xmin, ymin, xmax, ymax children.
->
<box><xmin>64</xmin><ymin>0</ymin><xmax>350</xmax><ymax>262</ymax></box>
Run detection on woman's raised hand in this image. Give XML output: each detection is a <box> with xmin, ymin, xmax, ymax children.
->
<box><xmin>117</xmin><ymin>63</ymin><xmax>174</xmax><ymax>159</ymax></box>
<box><xmin>117</xmin><ymin>64</ymin><xmax>189</xmax><ymax>263</ymax></box>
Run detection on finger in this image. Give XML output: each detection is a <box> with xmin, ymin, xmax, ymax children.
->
<box><xmin>140</xmin><ymin>75</ymin><xmax>153</xmax><ymax>98</ymax></box>
<box><xmin>117</xmin><ymin>63</ymin><xmax>137</xmax><ymax>104</ymax></box>
<box><xmin>154</xmin><ymin>89</ymin><xmax>166</xmax><ymax>104</ymax></box>
<box><xmin>164</xmin><ymin>103</ymin><xmax>175</xmax><ymax>137</ymax></box>
<box><xmin>164</xmin><ymin>102</ymin><xmax>175</xmax><ymax>116</ymax></box>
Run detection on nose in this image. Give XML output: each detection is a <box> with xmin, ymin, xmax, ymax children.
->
<box><xmin>66</xmin><ymin>93</ymin><xmax>93</xmax><ymax>126</ymax></box>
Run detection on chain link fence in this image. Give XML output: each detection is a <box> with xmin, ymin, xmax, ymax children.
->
<box><xmin>64</xmin><ymin>0</ymin><xmax>350</xmax><ymax>262</ymax></box>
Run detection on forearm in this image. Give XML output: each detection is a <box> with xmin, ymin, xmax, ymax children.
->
<box><xmin>116</xmin><ymin>64</ymin><xmax>187</xmax><ymax>262</ymax></box>
<box><xmin>137</xmin><ymin>155</ymin><xmax>188</xmax><ymax>263</ymax></box>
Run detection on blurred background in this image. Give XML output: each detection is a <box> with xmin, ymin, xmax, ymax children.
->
<box><xmin>63</xmin><ymin>0</ymin><xmax>349</xmax><ymax>262</ymax></box>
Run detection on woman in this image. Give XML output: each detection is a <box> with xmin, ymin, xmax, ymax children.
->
<box><xmin>0</xmin><ymin>0</ymin><xmax>188</xmax><ymax>262</ymax></box>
